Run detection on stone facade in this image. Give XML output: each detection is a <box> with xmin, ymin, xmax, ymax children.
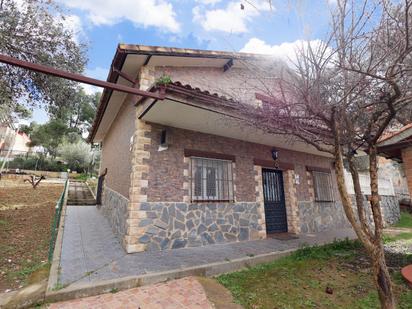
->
<box><xmin>135</xmin><ymin>202</ymin><xmax>263</xmax><ymax>251</ymax></box>
<box><xmin>378</xmin><ymin>157</ymin><xmax>410</xmax><ymax>201</ymax></box>
<box><xmin>381</xmin><ymin>195</ymin><xmax>401</xmax><ymax>226</ymax></box>
<box><xmin>100</xmin><ymin>186</ymin><xmax>129</xmax><ymax>240</ymax></box>
<box><xmin>124</xmin><ymin>120</ymin><xmax>152</xmax><ymax>253</ymax></box>
<box><xmin>254</xmin><ymin>166</ymin><xmax>267</xmax><ymax>238</ymax></box>
<box><xmin>299</xmin><ymin>195</ymin><xmax>400</xmax><ymax>234</ymax></box>
<box><xmin>123</xmin><ymin>66</ymin><xmax>157</xmax><ymax>253</ymax></box>
<box><xmin>283</xmin><ymin>170</ymin><xmax>301</xmax><ymax>234</ymax></box>
<box><xmin>298</xmin><ymin>201</ymin><xmax>351</xmax><ymax>233</ymax></box>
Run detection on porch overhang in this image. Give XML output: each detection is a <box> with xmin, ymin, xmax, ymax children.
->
<box><xmin>137</xmin><ymin>86</ymin><xmax>330</xmax><ymax>157</ymax></box>
<box><xmin>377</xmin><ymin>124</ymin><xmax>412</xmax><ymax>161</ymax></box>
<box><xmin>88</xmin><ymin>44</ymin><xmax>272</xmax><ymax>143</ymax></box>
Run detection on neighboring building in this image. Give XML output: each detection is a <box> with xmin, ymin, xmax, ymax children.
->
<box><xmin>378</xmin><ymin>124</ymin><xmax>412</xmax><ymax>202</ymax></box>
<box><xmin>89</xmin><ymin>44</ymin><xmax>400</xmax><ymax>254</ymax></box>
<box><xmin>0</xmin><ymin>126</ymin><xmax>32</xmax><ymax>159</ymax></box>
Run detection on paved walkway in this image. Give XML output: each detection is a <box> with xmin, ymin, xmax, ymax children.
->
<box><xmin>48</xmin><ymin>277</ymin><xmax>213</xmax><ymax>309</ymax></box>
<box><xmin>59</xmin><ymin>206</ymin><xmax>356</xmax><ymax>287</ymax></box>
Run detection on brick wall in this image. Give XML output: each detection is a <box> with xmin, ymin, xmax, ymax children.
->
<box><xmin>401</xmin><ymin>146</ymin><xmax>412</xmax><ymax>196</ymax></box>
<box><xmin>154</xmin><ymin>65</ymin><xmax>282</xmax><ymax>106</ymax></box>
<box><xmin>146</xmin><ymin>124</ymin><xmax>335</xmax><ymax>203</ymax></box>
<box><xmin>100</xmin><ymin>98</ymin><xmax>136</xmax><ymax>197</ymax></box>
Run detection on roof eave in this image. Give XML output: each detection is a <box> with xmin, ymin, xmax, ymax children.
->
<box><xmin>87</xmin><ymin>47</ymin><xmax>128</xmax><ymax>143</ymax></box>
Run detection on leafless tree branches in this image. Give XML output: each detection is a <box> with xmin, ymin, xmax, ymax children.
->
<box><xmin>235</xmin><ymin>1</ymin><xmax>412</xmax><ymax>307</ymax></box>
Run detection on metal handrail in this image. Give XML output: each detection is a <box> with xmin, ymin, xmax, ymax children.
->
<box><xmin>48</xmin><ymin>179</ymin><xmax>69</xmax><ymax>262</ymax></box>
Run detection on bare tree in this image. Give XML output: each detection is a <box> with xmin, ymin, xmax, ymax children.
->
<box><xmin>24</xmin><ymin>175</ymin><xmax>45</xmax><ymax>189</ymax></box>
<box><xmin>231</xmin><ymin>0</ymin><xmax>412</xmax><ymax>308</ymax></box>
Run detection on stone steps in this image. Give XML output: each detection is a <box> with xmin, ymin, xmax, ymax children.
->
<box><xmin>67</xmin><ymin>181</ymin><xmax>95</xmax><ymax>206</ymax></box>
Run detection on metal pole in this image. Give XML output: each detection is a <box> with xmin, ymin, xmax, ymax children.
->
<box><xmin>0</xmin><ymin>54</ymin><xmax>165</xmax><ymax>99</ymax></box>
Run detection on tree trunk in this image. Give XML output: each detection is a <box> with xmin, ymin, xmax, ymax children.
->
<box><xmin>371</xmin><ymin>244</ymin><xmax>396</xmax><ymax>309</ymax></box>
<box><xmin>368</xmin><ymin>146</ymin><xmax>396</xmax><ymax>309</ymax></box>
<box><xmin>332</xmin><ymin>119</ymin><xmax>395</xmax><ymax>309</ymax></box>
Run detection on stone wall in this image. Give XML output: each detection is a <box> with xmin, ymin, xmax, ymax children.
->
<box><xmin>298</xmin><ymin>201</ymin><xmax>351</xmax><ymax>233</ymax></box>
<box><xmin>299</xmin><ymin>195</ymin><xmax>400</xmax><ymax>233</ymax></box>
<box><xmin>135</xmin><ymin>202</ymin><xmax>264</xmax><ymax>251</ymax></box>
<box><xmin>381</xmin><ymin>195</ymin><xmax>401</xmax><ymax>226</ymax></box>
<box><xmin>100</xmin><ymin>186</ymin><xmax>129</xmax><ymax>241</ymax></box>
<box><xmin>378</xmin><ymin>157</ymin><xmax>410</xmax><ymax>202</ymax></box>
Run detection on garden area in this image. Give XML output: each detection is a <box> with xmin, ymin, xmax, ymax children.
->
<box><xmin>0</xmin><ymin>178</ymin><xmax>64</xmax><ymax>292</ymax></box>
<box><xmin>218</xmin><ymin>239</ymin><xmax>412</xmax><ymax>309</ymax></box>
<box><xmin>217</xmin><ymin>211</ymin><xmax>412</xmax><ymax>309</ymax></box>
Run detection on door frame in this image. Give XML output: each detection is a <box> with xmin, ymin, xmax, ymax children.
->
<box><xmin>261</xmin><ymin>168</ymin><xmax>288</xmax><ymax>234</ymax></box>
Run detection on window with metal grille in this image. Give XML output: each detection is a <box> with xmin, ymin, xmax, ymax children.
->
<box><xmin>190</xmin><ymin>157</ymin><xmax>234</xmax><ymax>202</ymax></box>
<box><xmin>312</xmin><ymin>171</ymin><xmax>334</xmax><ymax>202</ymax></box>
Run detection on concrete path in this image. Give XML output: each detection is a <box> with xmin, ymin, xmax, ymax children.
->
<box><xmin>59</xmin><ymin>206</ymin><xmax>356</xmax><ymax>288</ymax></box>
<box><xmin>48</xmin><ymin>277</ymin><xmax>213</xmax><ymax>309</ymax></box>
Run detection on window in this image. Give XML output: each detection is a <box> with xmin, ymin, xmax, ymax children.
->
<box><xmin>312</xmin><ymin>171</ymin><xmax>334</xmax><ymax>202</ymax></box>
<box><xmin>191</xmin><ymin>157</ymin><xmax>234</xmax><ymax>201</ymax></box>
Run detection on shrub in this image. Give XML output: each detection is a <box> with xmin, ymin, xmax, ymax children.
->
<box><xmin>6</xmin><ymin>155</ymin><xmax>67</xmax><ymax>172</ymax></box>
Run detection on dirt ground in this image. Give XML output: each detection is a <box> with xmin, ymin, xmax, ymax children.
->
<box><xmin>0</xmin><ymin>179</ymin><xmax>63</xmax><ymax>292</ymax></box>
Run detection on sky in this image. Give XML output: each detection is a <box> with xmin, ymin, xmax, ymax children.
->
<box><xmin>30</xmin><ymin>0</ymin><xmax>336</xmax><ymax>124</ymax></box>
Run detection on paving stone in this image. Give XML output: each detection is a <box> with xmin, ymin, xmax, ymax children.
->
<box><xmin>49</xmin><ymin>277</ymin><xmax>214</xmax><ymax>309</ymax></box>
<box><xmin>59</xmin><ymin>205</ymin><xmax>356</xmax><ymax>287</ymax></box>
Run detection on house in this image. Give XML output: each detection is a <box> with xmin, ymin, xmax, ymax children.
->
<box><xmin>89</xmin><ymin>44</ymin><xmax>400</xmax><ymax>253</ymax></box>
<box><xmin>0</xmin><ymin>126</ymin><xmax>32</xmax><ymax>160</ymax></box>
<box><xmin>378</xmin><ymin>124</ymin><xmax>412</xmax><ymax>208</ymax></box>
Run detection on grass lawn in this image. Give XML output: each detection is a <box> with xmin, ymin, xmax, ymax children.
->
<box><xmin>394</xmin><ymin>211</ymin><xmax>412</xmax><ymax>229</ymax></box>
<box><xmin>0</xmin><ymin>179</ymin><xmax>63</xmax><ymax>292</ymax></box>
<box><xmin>218</xmin><ymin>239</ymin><xmax>412</xmax><ymax>309</ymax></box>
<box><xmin>383</xmin><ymin>232</ymin><xmax>412</xmax><ymax>243</ymax></box>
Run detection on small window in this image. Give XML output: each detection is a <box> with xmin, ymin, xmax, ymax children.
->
<box><xmin>312</xmin><ymin>171</ymin><xmax>334</xmax><ymax>202</ymax></box>
<box><xmin>190</xmin><ymin>157</ymin><xmax>234</xmax><ymax>202</ymax></box>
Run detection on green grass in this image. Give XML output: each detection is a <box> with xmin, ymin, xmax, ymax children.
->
<box><xmin>394</xmin><ymin>211</ymin><xmax>412</xmax><ymax>228</ymax></box>
<box><xmin>7</xmin><ymin>261</ymin><xmax>50</xmax><ymax>286</ymax></box>
<box><xmin>52</xmin><ymin>282</ymin><xmax>64</xmax><ymax>291</ymax></box>
<box><xmin>73</xmin><ymin>173</ymin><xmax>89</xmax><ymax>181</ymax></box>
<box><xmin>383</xmin><ymin>232</ymin><xmax>412</xmax><ymax>243</ymax></box>
<box><xmin>218</xmin><ymin>239</ymin><xmax>412</xmax><ymax>309</ymax></box>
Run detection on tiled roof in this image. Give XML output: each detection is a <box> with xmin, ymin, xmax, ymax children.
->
<box><xmin>162</xmin><ymin>81</ymin><xmax>237</xmax><ymax>103</ymax></box>
<box><xmin>378</xmin><ymin>123</ymin><xmax>412</xmax><ymax>144</ymax></box>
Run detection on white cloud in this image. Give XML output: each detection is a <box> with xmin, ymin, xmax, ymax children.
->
<box><xmin>60</xmin><ymin>15</ymin><xmax>83</xmax><ymax>42</ymax></box>
<box><xmin>61</xmin><ymin>0</ymin><xmax>180</xmax><ymax>33</ymax></box>
<box><xmin>193</xmin><ymin>1</ymin><xmax>271</xmax><ymax>33</ymax></box>
<box><xmin>82</xmin><ymin>67</ymin><xmax>109</xmax><ymax>95</ymax></box>
<box><xmin>195</xmin><ymin>0</ymin><xmax>222</xmax><ymax>5</ymax></box>
<box><xmin>240</xmin><ymin>37</ymin><xmax>328</xmax><ymax>64</ymax></box>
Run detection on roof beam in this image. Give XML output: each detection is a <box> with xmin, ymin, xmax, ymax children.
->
<box><xmin>223</xmin><ymin>59</ymin><xmax>233</xmax><ymax>72</ymax></box>
<box><xmin>143</xmin><ymin>55</ymin><xmax>152</xmax><ymax>66</ymax></box>
<box><xmin>0</xmin><ymin>54</ymin><xmax>164</xmax><ymax>99</ymax></box>
<box><xmin>113</xmin><ymin>68</ymin><xmax>137</xmax><ymax>86</ymax></box>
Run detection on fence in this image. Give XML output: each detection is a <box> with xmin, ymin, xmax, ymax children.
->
<box><xmin>344</xmin><ymin>172</ymin><xmax>395</xmax><ymax>196</ymax></box>
<box><xmin>48</xmin><ymin>178</ymin><xmax>69</xmax><ymax>262</ymax></box>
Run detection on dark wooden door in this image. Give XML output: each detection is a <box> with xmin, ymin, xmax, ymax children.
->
<box><xmin>262</xmin><ymin>168</ymin><xmax>288</xmax><ymax>233</ymax></box>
